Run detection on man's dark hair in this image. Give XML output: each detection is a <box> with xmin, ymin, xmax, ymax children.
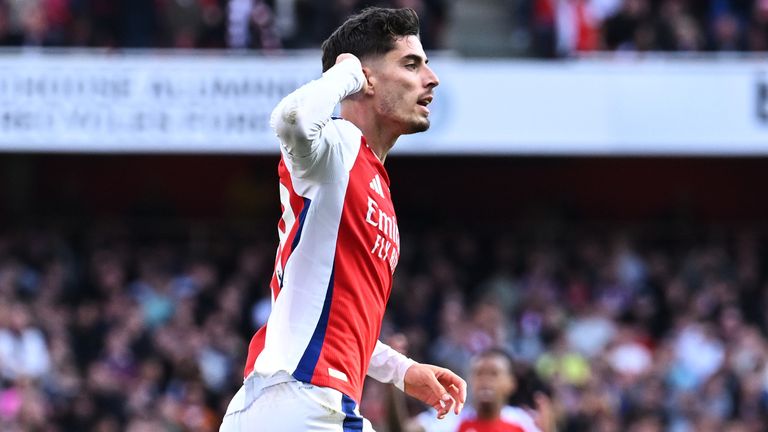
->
<box><xmin>473</xmin><ymin>347</ymin><xmax>515</xmax><ymax>375</ymax></box>
<box><xmin>321</xmin><ymin>7</ymin><xmax>420</xmax><ymax>72</ymax></box>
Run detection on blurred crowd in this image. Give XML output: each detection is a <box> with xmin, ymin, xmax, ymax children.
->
<box><xmin>1</xmin><ymin>220</ymin><xmax>767</xmax><ymax>431</ymax></box>
<box><xmin>0</xmin><ymin>0</ymin><xmax>767</xmax><ymax>55</ymax></box>
<box><xmin>0</xmin><ymin>0</ymin><xmax>447</xmax><ymax>50</ymax></box>
<box><xmin>526</xmin><ymin>0</ymin><xmax>768</xmax><ymax>56</ymax></box>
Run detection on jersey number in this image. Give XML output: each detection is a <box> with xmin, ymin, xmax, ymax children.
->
<box><xmin>274</xmin><ymin>182</ymin><xmax>296</xmax><ymax>290</ymax></box>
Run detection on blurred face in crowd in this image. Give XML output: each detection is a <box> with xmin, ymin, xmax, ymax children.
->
<box><xmin>470</xmin><ymin>352</ymin><xmax>515</xmax><ymax>417</ymax></box>
<box><xmin>20</xmin><ymin>3</ymin><xmax>47</xmax><ymax>39</ymax></box>
<box><xmin>363</xmin><ymin>35</ymin><xmax>439</xmax><ymax>135</ymax></box>
<box><xmin>9</xmin><ymin>305</ymin><xmax>31</xmax><ymax>331</ymax></box>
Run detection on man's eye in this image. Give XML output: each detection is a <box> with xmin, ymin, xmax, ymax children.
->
<box><xmin>405</xmin><ymin>64</ymin><xmax>417</xmax><ymax>70</ymax></box>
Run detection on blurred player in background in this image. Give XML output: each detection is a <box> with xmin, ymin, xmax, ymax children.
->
<box><xmin>220</xmin><ymin>7</ymin><xmax>466</xmax><ymax>432</ymax></box>
<box><xmin>408</xmin><ymin>348</ymin><xmax>556</xmax><ymax>432</ymax></box>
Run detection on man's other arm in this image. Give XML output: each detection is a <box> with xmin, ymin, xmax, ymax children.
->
<box><xmin>368</xmin><ymin>340</ymin><xmax>467</xmax><ymax>420</ymax></box>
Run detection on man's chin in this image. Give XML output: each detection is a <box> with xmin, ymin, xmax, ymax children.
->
<box><xmin>404</xmin><ymin>119</ymin><xmax>430</xmax><ymax>134</ymax></box>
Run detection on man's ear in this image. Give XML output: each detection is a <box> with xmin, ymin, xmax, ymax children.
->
<box><xmin>362</xmin><ymin>66</ymin><xmax>375</xmax><ymax>96</ymax></box>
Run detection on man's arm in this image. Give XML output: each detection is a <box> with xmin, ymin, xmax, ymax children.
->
<box><xmin>270</xmin><ymin>55</ymin><xmax>365</xmax><ymax>162</ymax></box>
<box><xmin>368</xmin><ymin>340</ymin><xmax>467</xmax><ymax>419</ymax></box>
<box><xmin>368</xmin><ymin>340</ymin><xmax>416</xmax><ymax>391</ymax></box>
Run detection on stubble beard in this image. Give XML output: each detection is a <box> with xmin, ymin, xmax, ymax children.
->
<box><xmin>378</xmin><ymin>94</ymin><xmax>431</xmax><ymax>135</ymax></box>
<box><xmin>403</xmin><ymin>115</ymin><xmax>430</xmax><ymax>134</ymax></box>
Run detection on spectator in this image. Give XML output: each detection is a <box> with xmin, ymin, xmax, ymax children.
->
<box><xmin>409</xmin><ymin>348</ymin><xmax>555</xmax><ymax>432</ymax></box>
<box><xmin>0</xmin><ymin>0</ymin><xmax>766</xmax><ymax>55</ymax></box>
<box><xmin>0</xmin><ymin>303</ymin><xmax>51</xmax><ymax>382</ymax></box>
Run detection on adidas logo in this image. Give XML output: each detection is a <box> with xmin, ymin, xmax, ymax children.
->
<box><xmin>369</xmin><ymin>174</ymin><xmax>385</xmax><ymax>198</ymax></box>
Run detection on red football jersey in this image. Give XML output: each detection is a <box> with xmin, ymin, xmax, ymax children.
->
<box><xmin>457</xmin><ymin>418</ymin><xmax>526</xmax><ymax>432</ymax></box>
<box><xmin>243</xmin><ymin>57</ymin><xmax>407</xmax><ymax>403</ymax></box>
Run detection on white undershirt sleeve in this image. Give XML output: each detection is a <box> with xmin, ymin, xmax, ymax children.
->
<box><xmin>269</xmin><ymin>57</ymin><xmax>365</xmax><ymax>174</ymax></box>
<box><xmin>367</xmin><ymin>340</ymin><xmax>416</xmax><ymax>392</ymax></box>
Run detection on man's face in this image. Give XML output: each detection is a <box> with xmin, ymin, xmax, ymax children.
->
<box><xmin>366</xmin><ymin>35</ymin><xmax>439</xmax><ymax>135</ymax></box>
<box><xmin>470</xmin><ymin>355</ymin><xmax>515</xmax><ymax>408</ymax></box>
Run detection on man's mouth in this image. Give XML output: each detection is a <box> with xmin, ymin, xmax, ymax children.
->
<box><xmin>417</xmin><ymin>96</ymin><xmax>433</xmax><ymax>107</ymax></box>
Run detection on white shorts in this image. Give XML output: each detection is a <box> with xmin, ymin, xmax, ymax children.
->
<box><xmin>219</xmin><ymin>372</ymin><xmax>375</xmax><ymax>432</ymax></box>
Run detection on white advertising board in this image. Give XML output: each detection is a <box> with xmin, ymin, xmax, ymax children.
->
<box><xmin>0</xmin><ymin>52</ymin><xmax>766</xmax><ymax>155</ymax></box>
<box><xmin>402</xmin><ymin>59</ymin><xmax>768</xmax><ymax>155</ymax></box>
<box><xmin>0</xmin><ymin>53</ymin><xmax>318</xmax><ymax>153</ymax></box>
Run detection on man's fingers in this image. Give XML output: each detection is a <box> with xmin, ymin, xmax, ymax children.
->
<box><xmin>427</xmin><ymin>376</ymin><xmax>453</xmax><ymax>418</ymax></box>
<box><xmin>427</xmin><ymin>372</ymin><xmax>449</xmax><ymax>400</ymax></box>
<box><xmin>432</xmin><ymin>396</ymin><xmax>452</xmax><ymax>419</ymax></box>
<box><xmin>441</xmin><ymin>371</ymin><xmax>467</xmax><ymax>402</ymax></box>
<box><xmin>438</xmin><ymin>370</ymin><xmax>467</xmax><ymax>415</ymax></box>
<box><xmin>446</xmin><ymin>384</ymin><xmax>463</xmax><ymax>415</ymax></box>
<box><xmin>433</xmin><ymin>394</ymin><xmax>452</xmax><ymax>419</ymax></box>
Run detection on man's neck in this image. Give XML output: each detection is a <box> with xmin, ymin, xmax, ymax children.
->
<box><xmin>341</xmin><ymin>103</ymin><xmax>397</xmax><ymax>163</ymax></box>
<box><xmin>475</xmin><ymin>403</ymin><xmax>503</xmax><ymax>421</ymax></box>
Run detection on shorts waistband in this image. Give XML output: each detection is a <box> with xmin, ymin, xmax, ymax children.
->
<box><xmin>244</xmin><ymin>370</ymin><xmax>297</xmax><ymax>396</ymax></box>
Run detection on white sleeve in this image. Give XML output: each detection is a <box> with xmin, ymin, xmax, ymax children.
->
<box><xmin>367</xmin><ymin>340</ymin><xmax>416</xmax><ymax>391</ymax></box>
<box><xmin>269</xmin><ymin>57</ymin><xmax>365</xmax><ymax>176</ymax></box>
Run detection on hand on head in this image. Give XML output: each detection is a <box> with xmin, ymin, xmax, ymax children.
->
<box><xmin>335</xmin><ymin>53</ymin><xmax>358</xmax><ymax>65</ymax></box>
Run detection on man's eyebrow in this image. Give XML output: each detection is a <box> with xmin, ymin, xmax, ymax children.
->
<box><xmin>402</xmin><ymin>54</ymin><xmax>428</xmax><ymax>64</ymax></box>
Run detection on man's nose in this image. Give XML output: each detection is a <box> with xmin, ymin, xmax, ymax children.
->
<box><xmin>424</xmin><ymin>66</ymin><xmax>439</xmax><ymax>89</ymax></box>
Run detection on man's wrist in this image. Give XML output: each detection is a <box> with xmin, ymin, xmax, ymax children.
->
<box><xmin>395</xmin><ymin>358</ymin><xmax>417</xmax><ymax>392</ymax></box>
